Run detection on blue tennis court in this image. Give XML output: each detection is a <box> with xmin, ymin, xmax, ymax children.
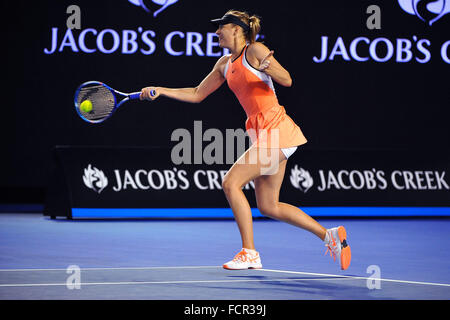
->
<box><xmin>0</xmin><ymin>212</ymin><xmax>449</xmax><ymax>300</ymax></box>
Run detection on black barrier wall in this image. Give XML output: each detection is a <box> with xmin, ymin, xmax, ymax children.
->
<box><xmin>44</xmin><ymin>146</ymin><xmax>450</xmax><ymax>218</ymax></box>
<box><xmin>3</xmin><ymin>0</ymin><xmax>450</xmax><ymax>205</ymax></box>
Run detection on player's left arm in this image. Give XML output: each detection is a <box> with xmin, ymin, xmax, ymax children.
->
<box><xmin>247</xmin><ymin>42</ymin><xmax>292</xmax><ymax>87</ymax></box>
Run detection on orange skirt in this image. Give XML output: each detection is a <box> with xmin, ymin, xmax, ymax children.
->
<box><xmin>245</xmin><ymin>105</ymin><xmax>307</xmax><ymax>149</ymax></box>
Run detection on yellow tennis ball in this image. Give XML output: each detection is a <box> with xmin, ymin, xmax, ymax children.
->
<box><xmin>80</xmin><ymin>100</ymin><xmax>93</xmax><ymax>113</ymax></box>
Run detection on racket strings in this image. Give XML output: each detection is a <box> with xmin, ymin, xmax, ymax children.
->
<box><xmin>77</xmin><ymin>85</ymin><xmax>115</xmax><ymax>121</ymax></box>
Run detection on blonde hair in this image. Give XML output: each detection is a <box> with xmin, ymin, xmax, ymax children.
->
<box><xmin>226</xmin><ymin>10</ymin><xmax>261</xmax><ymax>43</ymax></box>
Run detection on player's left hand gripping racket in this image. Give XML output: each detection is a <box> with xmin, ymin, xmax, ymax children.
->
<box><xmin>74</xmin><ymin>81</ymin><xmax>155</xmax><ymax>123</ymax></box>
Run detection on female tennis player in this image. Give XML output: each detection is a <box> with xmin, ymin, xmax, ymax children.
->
<box><xmin>140</xmin><ymin>10</ymin><xmax>351</xmax><ymax>270</ymax></box>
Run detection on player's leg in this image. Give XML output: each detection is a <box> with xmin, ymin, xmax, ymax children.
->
<box><xmin>221</xmin><ymin>145</ymin><xmax>280</xmax><ymax>269</ymax></box>
<box><xmin>222</xmin><ymin>144</ymin><xmax>280</xmax><ymax>250</ymax></box>
<box><xmin>254</xmin><ymin>153</ymin><xmax>327</xmax><ymax>240</ymax></box>
<box><xmin>254</xmin><ymin>150</ymin><xmax>351</xmax><ymax>270</ymax></box>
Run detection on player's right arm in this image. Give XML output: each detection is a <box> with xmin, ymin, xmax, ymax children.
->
<box><xmin>140</xmin><ymin>55</ymin><xmax>229</xmax><ymax>103</ymax></box>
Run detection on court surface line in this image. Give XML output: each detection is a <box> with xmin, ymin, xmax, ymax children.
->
<box><xmin>0</xmin><ymin>266</ymin><xmax>220</xmax><ymax>272</ymax></box>
<box><xmin>1</xmin><ymin>266</ymin><xmax>449</xmax><ymax>288</ymax></box>
<box><xmin>0</xmin><ymin>277</ymin><xmax>360</xmax><ymax>288</ymax></box>
<box><xmin>259</xmin><ymin>268</ymin><xmax>450</xmax><ymax>288</ymax></box>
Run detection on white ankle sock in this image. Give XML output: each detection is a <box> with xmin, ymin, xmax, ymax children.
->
<box><xmin>243</xmin><ymin>248</ymin><xmax>257</xmax><ymax>255</ymax></box>
<box><xmin>323</xmin><ymin>230</ymin><xmax>330</xmax><ymax>244</ymax></box>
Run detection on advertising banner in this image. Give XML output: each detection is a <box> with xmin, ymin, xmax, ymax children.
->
<box><xmin>44</xmin><ymin>146</ymin><xmax>450</xmax><ymax>218</ymax></box>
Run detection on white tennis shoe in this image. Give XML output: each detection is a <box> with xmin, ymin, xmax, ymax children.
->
<box><xmin>324</xmin><ymin>226</ymin><xmax>351</xmax><ymax>270</ymax></box>
<box><xmin>223</xmin><ymin>248</ymin><xmax>262</xmax><ymax>270</ymax></box>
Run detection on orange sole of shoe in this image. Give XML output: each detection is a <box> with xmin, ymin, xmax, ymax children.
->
<box><xmin>338</xmin><ymin>226</ymin><xmax>351</xmax><ymax>270</ymax></box>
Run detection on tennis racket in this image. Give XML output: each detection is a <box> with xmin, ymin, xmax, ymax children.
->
<box><xmin>74</xmin><ymin>81</ymin><xmax>155</xmax><ymax>123</ymax></box>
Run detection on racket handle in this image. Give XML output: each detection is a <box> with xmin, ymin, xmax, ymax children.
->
<box><xmin>129</xmin><ymin>92</ymin><xmax>141</xmax><ymax>100</ymax></box>
<box><xmin>129</xmin><ymin>90</ymin><xmax>156</xmax><ymax>100</ymax></box>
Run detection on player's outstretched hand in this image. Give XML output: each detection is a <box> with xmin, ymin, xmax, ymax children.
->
<box><xmin>140</xmin><ymin>87</ymin><xmax>159</xmax><ymax>101</ymax></box>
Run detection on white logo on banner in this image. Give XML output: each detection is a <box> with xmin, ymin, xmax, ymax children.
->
<box><xmin>128</xmin><ymin>0</ymin><xmax>179</xmax><ymax>17</ymax></box>
<box><xmin>83</xmin><ymin>164</ymin><xmax>108</xmax><ymax>193</ymax></box>
<box><xmin>289</xmin><ymin>166</ymin><xmax>450</xmax><ymax>192</ymax></box>
<box><xmin>398</xmin><ymin>0</ymin><xmax>450</xmax><ymax>25</ymax></box>
<box><xmin>290</xmin><ymin>165</ymin><xmax>314</xmax><ymax>193</ymax></box>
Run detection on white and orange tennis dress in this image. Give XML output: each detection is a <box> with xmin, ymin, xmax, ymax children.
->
<box><xmin>224</xmin><ymin>44</ymin><xmax>307</xmax><ymax>154</ymax></box>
